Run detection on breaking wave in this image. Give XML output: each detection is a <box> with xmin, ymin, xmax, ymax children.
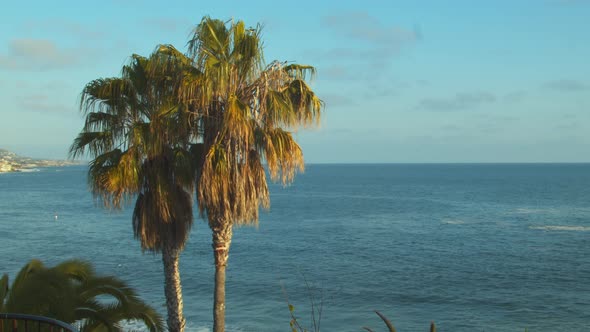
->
<box><xmin>529</xmin><ymin>225</ymin><xmax>590</xmax><ymax>232</ymax></box>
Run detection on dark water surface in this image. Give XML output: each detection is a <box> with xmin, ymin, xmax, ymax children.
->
<box><xmin>1</xmin><ymin>164</ymin><xmax>589</xmax><ymax>331</ymax></box>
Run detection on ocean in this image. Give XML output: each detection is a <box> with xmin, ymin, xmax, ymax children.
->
<box><xmin>1</xmin><ymin>164</ymin><xmax>589</xmax><ymax>331</ymax></box>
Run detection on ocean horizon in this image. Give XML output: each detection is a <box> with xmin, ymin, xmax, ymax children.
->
<box><xmin>1</xmin><ymin>163</ymin><xmax>589</xmax><ymax>331</ymax></box>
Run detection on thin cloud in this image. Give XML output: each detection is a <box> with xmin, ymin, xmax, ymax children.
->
<box><xmin>417</xmin><ymin>92</ymin><xmax>497</xmax><ymax>111</ymax></box>
<box><xmin>312</xmin><ymin>11</ymin><xmax>421</xmax><ymax>68</ymax></box>
<box><xmin>318</xmin><ymin>65</ymin><xmax>358</xmax><ymax>81</ymax></box>
<box><xmin>17</xmin><ymin>94</ymin><xmax>74</xmax><ymax>114</ymax></box>
<box><xmin>142</xmin><ymin>17</ymin><xmax>193</xmax><ymax>33</ymax></box>
<box><xmin>543</xmin><ymin>79</ymin><xmax>588</xmax><ymax>92</ymax></box>
<box><xmin>362</xmin><ymin>81</ymin><xmax>409</xmax><ymax>99</ymax></box>
<box><xmin>0</xmin><ymin>39</ymin><xmax>81</xmax><ymax>71</ymax></box>
<box><xmin>440</xmin><ymin>124</ymin><xmax>464</xmax><ymax>132</ymax></box>
<box><xmin>363</xmin><ymin>87</ymin><xmax>398</xmax><ymax>99</ymax></box>
<box><xmin>562</xmin><ymin>113</ymin><xmax>577</xmax><ymax>119</ymax></box>
<box><xmin>550</xmin><ymin>0</ymin><xmax>590</xmax><ymax>5</ymax></box>
<box><xmin>23</xmin><ymin>19</ymin><xmax>106</xmax><ymax>41</ymax></box>
<box><xmin>322</xmin><ymin>12</ymin><xmax>420</xmax><ymax>47</ymax></box>
<box><xmin>555</xmin><ymin>122</ymin><xmax>581</xmax><ymax>130</ymax></box>
<box><xmin>321</xmin><ymin>93</ymin><xmax>358</xmax><ymax>108</ymax></box>
<box><xmin>504</xmin><ymin>91</ymin><xmax>527</xmax><ymax>103</ymax></box>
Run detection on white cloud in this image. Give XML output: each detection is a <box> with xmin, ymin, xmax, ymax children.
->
<box><xmin>0</xmin><ymin>39</ymin><xmax>81</xmax><ymax>71</ymax></box>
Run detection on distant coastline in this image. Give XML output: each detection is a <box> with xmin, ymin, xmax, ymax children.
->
<box><xmin>0</xmin><ymin>148</ymin><xmax>80</xmax><ymax>173</ymax></box>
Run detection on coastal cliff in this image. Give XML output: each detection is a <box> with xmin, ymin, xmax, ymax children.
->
<box><xmin>0</xmin><ymin>149</ymin><xmax>78</xmax><ymax>173</ymax></box>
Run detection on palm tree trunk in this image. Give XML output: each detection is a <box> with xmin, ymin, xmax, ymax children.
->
<box><xmin>212</xmin><ymin>222</ymin><xmax>233</xmax><ymax>332</ymax></box>
<box><xmin>162</xmin><ymin>245</ymin><xmax>186</xmax><ymax>332</ymax></box>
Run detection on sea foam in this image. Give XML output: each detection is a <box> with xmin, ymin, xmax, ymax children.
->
<box><xmin>441</xmin><ymin>219</ymin><xmax>466</xmax><ymax>225</ymax></box>
<box><xmin>529</xmin><ymin>225</ymin><xmax>590</xmax><ymax>232</ymax></box>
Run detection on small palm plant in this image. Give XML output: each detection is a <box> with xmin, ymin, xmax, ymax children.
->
<box><xmin>0</xmin><ymin>259</ymin><xmax>164</xmax><ymax>331</ymax></box>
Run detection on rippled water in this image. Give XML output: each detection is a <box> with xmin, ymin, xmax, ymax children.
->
<box><xmin>1</xmin><ymin>164</ymin><xmax>589</xmax><ymax>331</ymax></box>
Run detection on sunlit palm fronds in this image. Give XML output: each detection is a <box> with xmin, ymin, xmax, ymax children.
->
<box><xmin>184</xmin><ymin>16</ymin><xmax>323</xmax><ymax>331</ymax></box>
<box><xmin>70</xmin><ymin>45</ymin><xmax>200</xmax><ymax>332</ymax></box>
<box><xmin>186</xmin><ymin>17</ymin><xmax>322</xmax><ymax>229</ymax></box>
<box><xmin>70</xmin><ymin>46</ymin><xmax>199</xmax><ymax>252</ymax></box>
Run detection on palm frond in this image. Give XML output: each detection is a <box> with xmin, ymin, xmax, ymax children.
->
<box><xmin>285</xmin><ymin>79</ymin><xmax>323</xmax><ymax>127</ymax></box>
<box><xmin>186</xmin><ymin>16</ymin><xmax>322</xmax><ymax>230</ymax></box>
<box><xmin>9</xmin><ymin>259</ymin><xmax>45</xmax><ymax>294</ymax></box>
<box><xmin>0</xmin><ymin>274</ymin><xmax>9</xmax><ymax>311</ymax></box>
<box><xmin>75</xmin><ymin>300</ymin><xmax>118</xmax><ymax>331</ymax></box>
<box><xmin>283</xmin><ymin>64</ymin><xmax>316</xmax><ymax>81</ymax></box>
<box><xmin>53</xmin><ymin>259</ymin><xmax>94</xmax><ymax>283</ymax></box>
<box><xmin>3</xmin><ymin>259</ymin><xmax>164</xmax><ymax>331</ymax></box>
<box><xmin>82</xmin><ymin>111</ymin><xmax>121</xmax><ymax>133</ymax></box>
<box><xmin>80</xmin><ymin>78</ymin><xmax>137</xmax><ymax>118</ymax></box>
<box><xmin>375</xmin><ymin>310</ymin><xmax>397</xmax><ymax>332</ymax></box>
<box><xmin>77</xmin><ymin>276</ymin><xmax>133</xmax><ymax>305</ymax></box>
<box><xmin>263</xmin><ymin>90</ymin><xmax>297</xmax><ymax>127</ymax></box>
<box><xmin>4</xmin><ymin>264</ymin><xmax>78</xmax><ymax>323</ymax></box>
<box><xmin>254</xmin><ymin>127</ymin><xmax>304</xmax><ymax>184</ymax></box>
<box><xmin>69</xmin><ymin>131</ymin><xmax>114</xmax><ymax>159</ymax></box>
<box><xmin>133</xmin><ymin>181</ymin><xmax>194</xmax><ymax>252</ymax></box>
<box><xmin>88</xmin><ymin>149</ymin><xmax>140</xmax><ymax>208</ymax></box>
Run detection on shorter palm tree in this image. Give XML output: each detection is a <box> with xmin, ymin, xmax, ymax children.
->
<box><xmin>70</xmin><ymin>46</ymin><xmax>201</xmax><ymax>332</ymax></box>
<box><xmin>0</xmin><ymin>259</ymin><xmax>164</xmax><ymax>331</ymax></box>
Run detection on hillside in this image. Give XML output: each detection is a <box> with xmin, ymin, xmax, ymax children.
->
<box><xmin>0</xmin><ymin>149</ymin><xmax>78</xmax><ymax>173</ymax></box>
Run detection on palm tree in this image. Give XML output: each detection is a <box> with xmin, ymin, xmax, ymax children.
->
<box><xmin>0</xmin><ymin>259</ymin><xmax>164</xmax><ymax>331</ymax></box>
<box><xmin>70</xmin><ymin>46</ymin><xmax>200</xmax><ymax>332</ymax></box>
<box><xmin>184</xmin><ymin>17</ymin><xmax>323</xmax><ymax>332</ymax></box>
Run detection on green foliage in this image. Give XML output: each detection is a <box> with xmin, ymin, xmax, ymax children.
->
<box><xmin>362</xmin><ymin>311</ymin><xmax>434</xmax><ymax>332</ymax></box>
<box><xmin>1</xmin><ymin>259</ymin><xmax>164</xmax><ymax>331</ymax></box>
<box><xmin>283</xmin><ymin>278</ymin><xmax>323</xmax><ymax>332</ymax></box>
<box><xmin>287</xmin><ymin>304</ymin><xmax>318</xmax><ymax>332</ymax></box>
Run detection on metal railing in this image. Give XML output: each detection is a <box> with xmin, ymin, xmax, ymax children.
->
<box><xmin>0</xmin><ymin>313</ymin><xmax>77</xmax><ymax>332</ymax></box>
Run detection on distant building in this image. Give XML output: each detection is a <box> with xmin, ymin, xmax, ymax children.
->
<box><xmin>0</xmin><ymin>162</ymin><xmax>13</xmax><ymax>172</ymax></box>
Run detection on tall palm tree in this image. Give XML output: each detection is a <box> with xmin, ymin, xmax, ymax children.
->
<box><xmin>70</xmin><ymin>46</ymin><xmax>200</xmax><ymax>332</ymax></box>
<box><xmin>185</xmin><ymin>17</ymin><xmax>323</xmax><ymax>332</ymax></box>
<box><xmin>1</xmin><ymin>259</ymin><xmax>164</xmax><ymax>331</ymax></box>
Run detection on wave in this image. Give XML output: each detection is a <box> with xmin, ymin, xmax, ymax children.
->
<box><xmin>119</xmin><ymin>320</ymin><xmax>245</xmax><ymax>332</ymax></box>
<box><xmin>441</xmin><ymin>219</ymin><xmax>465</xmax><ymax>225</ymax></box>
<box><xmin>120</xmin><ymin>320</ymin><xmax>212</xmax><ymax>332</ymax></box>
<box><xmin>514</xmin><ymin>208</ymin><xmax>556</xmax><ymax>214</ymax></box>
<box><xmin>529</xmin><ymin>225</ymin><xmax>590</xmax><ymax>232</ymax></box>
<box><xmin>19</xmin><ymin>168</ymin><xmax>41</xmax><ymax>173</ymax></box>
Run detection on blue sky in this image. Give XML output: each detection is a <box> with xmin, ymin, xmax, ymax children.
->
<box><xmin>1</xmin><ymin>0</ymin><xmax>589</xmax><ymax>162</ymax></box>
